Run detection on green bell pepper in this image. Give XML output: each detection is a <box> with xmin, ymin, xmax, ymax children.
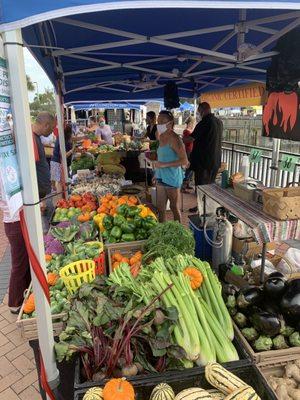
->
<box><xmin>133</xmin><ymin>215</ymin><xmax>143</xmax><ymax>228</ymax></box>
<box><xmin>127</xmin><ymin>206</ymin><xmax>140</xmax><ymax>217</ymax></box>
<box><xmin>117</xmin><ymin>204</ymin><xmax>129</xmax><ymax>216</ymax></box>
<box><xmin>113</xmin><ymin>214</ymin><xmax>126</xmax><ymax>227</ymax></box>
<box><xmin>136</xmin><ymin>229</ymin><xmax>148</xmax><ymax>240</ymax></box>
<box><xmin>102</xmin><ymin>230</ymin><xmax>109</xmax><ymax>240</ymax></box>
<box><xmin>121</xmin><ymin>221</ymin><xmax>135</xmax><ymax>234</ymax></box>
<box><xmin>110</xmin><ymin>226</ymin><xmax>122</xmax><ymax>239</ymax></box>
<box><xmin>107</xmin><ymin>236</ymin><xmax>117</xmax><ymax>244</ymax></box>
<box><xmin>103</xmin><ymin>215</ymin><xmax>114</xmax><ymax>230</ymax></box>
<box><xmin>121</xmin><ymin>233</ymin><xmax>136</xmax><ymax>242</ymax></box>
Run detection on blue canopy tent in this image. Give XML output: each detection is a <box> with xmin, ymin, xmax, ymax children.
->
<box><xmin>1</xmin><ymin>1</ymin><xmax>300</xmax><ymax>397</ymax></box>
<box><xmin>180</xmin><ymin>102</ymin><xmax>195</xmax><ymax>112</ymax></box>
<box><xmin>73</xmin><ymin>102</ymin><xmax>142</xmax><ymax>110</ymax></box>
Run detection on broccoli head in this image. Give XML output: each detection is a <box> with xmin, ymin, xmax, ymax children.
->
<box><xmin>226</xmin><ymin>295</ymin><xmax>236</xmax><ymax>309</ymax></box>
<box><xmin>289</xmin><ymin>332</ymin><xmax>300</xmax><ymax>347</ymax></box>
<box><xmin>241</xmin><ymin>327</ymin><xmax>259</xmax><ymax>342</ymax></box>
<box><xmin>233</xmin><ymin>312</ymin><xmax>247</xmax><ymax>328</ymax></box>
<box><xmin>273</xmin><ymin>334</ymin><xmax>289</xmax><ymax>350</ymax></box>
<box><xmin>254</xmin><ymin>335</ymin><xmax>273</xmax><ymax>351</ymax></box>
<box><xmin>280</xmin><ymin>325</ymin><xmax>295</xmax><ymax>337</ymax></box>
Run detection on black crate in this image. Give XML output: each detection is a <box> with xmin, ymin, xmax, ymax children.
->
<box><xmin>74</xmin><ymin>363</ymin><xmax>276</xmax><ymax>400</ymax></box>
<box><xmin>74</xmin><ymin>336</ymin><xmax>250</xmax><ymax>390</ymax></box>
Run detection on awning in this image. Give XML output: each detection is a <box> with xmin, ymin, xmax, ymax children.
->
<box><xmin>200</xmin><ymin>82</ymin><xmax>267</xmax><ymax>108</ymax></box>
<box><xmin>0</xmin><ymin>3</ymin><xmax>298</xmax><ymax>103</ymax></box>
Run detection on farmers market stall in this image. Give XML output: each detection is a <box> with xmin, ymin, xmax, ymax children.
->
<box><xmin>2</xmin><ymin>2</ymin><xmax>300</xmax><ymax>399</ymax></box>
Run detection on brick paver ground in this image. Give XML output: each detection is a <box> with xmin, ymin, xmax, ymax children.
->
<box><xmin>0</xmin><ymin>192</ymin><xmax>197</xmax><ymax>399</ymax></box>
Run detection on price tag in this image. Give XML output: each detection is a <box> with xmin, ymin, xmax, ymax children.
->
<box><xmin>279</xmin><ymin>155</ymin><xmax>299</xmax><ymax>173</ymax></box>
<box><xmin>249</xmin><ymin>149</ymin><xmax>262</xmax><ymax>164</ymax></box>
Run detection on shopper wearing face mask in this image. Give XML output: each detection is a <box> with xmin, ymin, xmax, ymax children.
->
<box><xmin>184</xmin><ymin>102</ymin><xmax>223</xmax><ymax>212</ymax></box>
<box><xmin>153</xmin><ymin>110</ymin><xmax>188</xmax><ymax>222</ymax></box>
<box><xmin>95</xmin><ymin>117</ymin><xmax>115</xmax><ymax>145</ymax></box>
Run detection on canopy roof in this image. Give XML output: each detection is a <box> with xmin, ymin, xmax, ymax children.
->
<box><xmin>2</xmin><ymin>2</ymin><xmax>300</xmax><ymax>102</ymax></box>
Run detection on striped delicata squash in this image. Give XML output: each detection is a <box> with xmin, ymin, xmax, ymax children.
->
<box><xmin>175</xmin><ymin>387</ymin><xmax>212</xmax><ymax>399</ymax></box>
<box><xmin>205</xmin><ymin>363</ymin><xmax>248</xmax><ymax>395</ymax></box>
<box><xmin>150</xmin><ymin>383</ymin><xmax>175</xmax><ymax>400</ymax></box>
<box><xmin>224</xmin><ymin>386</ymin><xmax>261</xmax><ymax>400</ymax></box>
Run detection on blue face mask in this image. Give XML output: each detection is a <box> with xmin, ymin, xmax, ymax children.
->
<box><xmin>100</xmin><ymin>122</ymin><xmax>105</xmax><ymax>127</ymax></box>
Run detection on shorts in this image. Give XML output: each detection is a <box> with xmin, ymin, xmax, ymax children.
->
<box><xmin>156</xmin><ymin>179</ymin><xmax>177</xmax><ymax>189</ymax></box>
<box><xmin>50</xmin><ymin>161</ymin><xmax>61</xmax><ymax>182</ymax></box>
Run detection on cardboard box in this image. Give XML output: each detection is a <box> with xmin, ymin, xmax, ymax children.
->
<box><xmin>232</xmin><ymin>237</ymin><xmax>276</xmax><ymax>258</ymax></box>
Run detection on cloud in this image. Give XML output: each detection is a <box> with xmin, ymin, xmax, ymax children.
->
<box><xmin>23</xmin><ymin>48</ymin><xmax>53</xmax><ymax>101</ymax></box>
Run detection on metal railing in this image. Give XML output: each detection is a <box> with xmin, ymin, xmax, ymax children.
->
<box><xmin>221</xmin><ymin>141</ymin><xmax>300</xmax><ymax>187</ymax></box>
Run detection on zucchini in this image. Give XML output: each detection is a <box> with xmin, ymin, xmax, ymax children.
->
<box><xmin>205</xmin><ymin>363</ymin><xmax>247</xmax><ymax>395</ymax></box>
<box><xmin>175</xmin><ymin>388</ymin><xmax>212</xmax><ymax>400</ymax></box>
<box><xmin>150</xmin><ymin>383</ymin><xmax>175</xmax><ymax>400</ymax></box>
<box><xmin>223</xmin><ymin>386</ymin><xmax>260</xmax><ymax>400</ymax></box>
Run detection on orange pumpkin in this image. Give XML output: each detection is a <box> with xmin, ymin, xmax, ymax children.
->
<box><xmin>23</xmin><ymin>293</ymin><xmax>35</xmax><ymax>314</ymax></box>
<box><xmin>45</xmin><ymin>254</ymin><xmax>52</xmax><ymax>262</ymax></box>
<box><xmin>183</xmin><ymin>267</ymin><xmax>203</xmax><ymax>289</ymax></box>
<box><xmin>103</xmin><ymin>378</ymin><xmax>135</xmax><ymax>400</ymax></box>
<box><xmin>47</xmin><ymin>272</ymin><xmax>59</xmax><ymax>286</ymax></box>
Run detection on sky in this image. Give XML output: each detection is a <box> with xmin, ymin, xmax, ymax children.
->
<box><xmin>23</xmin><ymin>48</ymin><xmax>53</xmax><ymax>101</ymax></box>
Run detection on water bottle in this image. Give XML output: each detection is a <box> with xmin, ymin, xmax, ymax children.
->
<box><xmin>240</xmin><ymin>155</ymin><xmax>250</xmax><ymax>180</ymax></box>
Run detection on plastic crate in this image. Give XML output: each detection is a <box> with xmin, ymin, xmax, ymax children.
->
<box><xmin>74</xmin><ymin>363</ymin><xmax>276</xmax><ymax>400</ymax></box>
<box><xmin>188</xmin><ymin>214</ymin><xmax>213</xmax><ymax>261</ymax></box>
<box><xmin>73</xmin><ymin>335</ymin><xmax>249</xmax><ymax>391</ymax></box>
<box><xmin>233</xmin><ymin>321</ymin><xmax>300</xmax><ymax>364</ymax></box>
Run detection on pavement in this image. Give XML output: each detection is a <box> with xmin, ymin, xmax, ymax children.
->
<box><xmin>0</xmin><ymin>192</ymin><xmax>197</xmax><ymax>399</ymax></box>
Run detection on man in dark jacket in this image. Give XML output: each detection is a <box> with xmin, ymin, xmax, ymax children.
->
<box><xmin>185</xmin><ymin>102</ymin><xmax>223</xmax><ymax>212</ymax></box>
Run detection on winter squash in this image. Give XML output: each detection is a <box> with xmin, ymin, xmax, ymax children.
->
<box><xmin>150</xmin><ymin>383</ymin><xmax>175</xmax><ymax>400</ymax></box>
<box><xmin>47</xmin><ymin>272</ymin><xmax>59</xmax><ymax>286</ymax></box>
<box><xmin>23</xmin><ymin>293</ymin><xmax>35</xmax><ymax>314</ymax></box>
<box><xmin>83</xmin><ymin>387</ymin><xmax>103</xmax><ymax>400</ymax></box>
<box><xmin>102</xmin><ymin>378</ymin><xmax>135</xmax><ymax>400</ymax></box>
<box><xmin>183</xmin><ymin>267</ymin><xmax>203</xmax><ymax>289</ymax></box>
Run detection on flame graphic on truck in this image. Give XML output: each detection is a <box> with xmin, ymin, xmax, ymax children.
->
<box><xmin>263</xmin><ymin>92</ymin><xmax>298</xmax><ymax>136</ymax></box>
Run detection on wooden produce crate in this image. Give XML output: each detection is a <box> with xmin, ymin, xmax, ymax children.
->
<box><xmin>263</xmin><ymin>186</ymin><xmax>300</xmax><ymax>220</ymax></box>
<box><xmin>233</xmin><ymin>321</ymin><xmax>300</xmax><ymax>365</ymax></box>
<box><xmin>16</xmin><ymin>283</ymin><xmax>67</xmax><ymax>340</ymax></box>
<box><xmin>106</xmin><ymin>240</ymin><xmax>145</xmax><ymax>273</ymax></box>
<box><xmin>258</xmin><ymin>354</ymin><xmax>300</xmax><ymax>399</ymax></box>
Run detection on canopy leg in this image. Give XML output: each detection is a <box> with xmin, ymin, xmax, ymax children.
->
<box><xmin>270</xmin><ymin>138</ymin><xmax>281</xmax><ymax>187</ymax></box>
<box><xmin>3</xmin><ymin>29</ymin><xmax>59</xmax><ymax>395</ymax></box>
<box><xmin>55</xmin><ymin>87</ymin><xmax>68</xmax><ymax>195</ymax></box>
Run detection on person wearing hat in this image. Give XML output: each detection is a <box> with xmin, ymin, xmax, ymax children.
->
<box><xmin>95</xmin><ymin>117</ymin><xmax>115</xmax><ymax>145</ymax></box>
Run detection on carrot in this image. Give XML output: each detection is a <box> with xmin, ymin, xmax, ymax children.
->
<box><xmin>112</xmin><ymin>261</ymin><xmax>120</xmax><ymax>271</ymax></box>
<box><xmin>121</xmin><ymin>257</ymin><xmax>129</xmax><ymax>264</ymax></box>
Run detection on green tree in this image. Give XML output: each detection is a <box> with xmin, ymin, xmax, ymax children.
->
<box><xmin>26</xmin><ymin>75</ymin><xmax>35</xmax><ymax>92</ymax></box>
<box><xmin>30</xmin><ymin>89</ymin><xmax>56</xmax><ymax>118</ymax></box>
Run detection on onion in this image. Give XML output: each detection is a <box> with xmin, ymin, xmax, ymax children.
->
<box><xmin>121</xmin><ymin>364</ymin><xmax>138</xmax><ymax>377</ymax></box>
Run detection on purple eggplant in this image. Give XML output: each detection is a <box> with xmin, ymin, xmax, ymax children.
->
<box><xmin>236</xmin><ymin>286</ymin><xmax>263</xmax><ymax>309</ymax></box>
<box><xmin>251</xmin><ymin>311</ymin><xmax>282</xmax><ymax>336</ymax></box>
<box><xmin>281</xmin><ymin>279</ymin><xmax>300</xmax><ymax>320</ymax></box>
<box><xmin>264</xmin><ymin>275</ymin><xmax>286</xmax><ymax>299</ymax></box>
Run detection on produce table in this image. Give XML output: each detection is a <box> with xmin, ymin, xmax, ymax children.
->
<box><xmin>198</xmin><ymin>184</ymin><xmax>300</xmax><ymax>281</ymax></box>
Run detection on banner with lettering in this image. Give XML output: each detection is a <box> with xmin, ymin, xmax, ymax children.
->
<box><xmin>0</xmin><ymin>43</ymin><xmax>22</xmax><ymax>217</ymax></box>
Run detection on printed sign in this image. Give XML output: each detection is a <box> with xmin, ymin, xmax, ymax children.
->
<box><xmin>279</xmin><ymin>154</ymin><xmax>299</xmax><ymax>173</ymax></box>
<box><xmin>249</xmin><ymin>149</ymin><xmax>262</xmax><ymax>164</ymax></box>
<box><xmin>0</xmin><ymin>51</ymin><xmax>22</xmax><ymax>217</ymax></box>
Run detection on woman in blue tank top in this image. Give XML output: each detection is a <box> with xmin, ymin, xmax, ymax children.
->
<box><xmin>154</xmin><ymin>111</ymin><xmax>188</xmax><ymax>222</ymax></box>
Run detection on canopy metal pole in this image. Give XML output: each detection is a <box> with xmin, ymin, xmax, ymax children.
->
<box><xmin>55</xmin><ymin>86</ymin><xmax>68</xmax><ymax>191</ymax></box>
<box><xmin>193</xmin><ymin>96</ymin><xmax>198</xmax><ymax>116</ymax></box>
<box><xmin>270</xmin><ymin>138</ymin><xmax>281</xmax><ymax>187</ymax></box>
<box><xmin>3</xmin><ymin>30</ymin><xmax>59</xmax><ymax>395</ymax></box>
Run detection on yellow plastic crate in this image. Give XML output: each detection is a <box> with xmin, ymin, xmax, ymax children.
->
<box><xmin>60</xmin><ymin>260</ymin><xmax>95</xmax><ymax>294</ymax></box>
